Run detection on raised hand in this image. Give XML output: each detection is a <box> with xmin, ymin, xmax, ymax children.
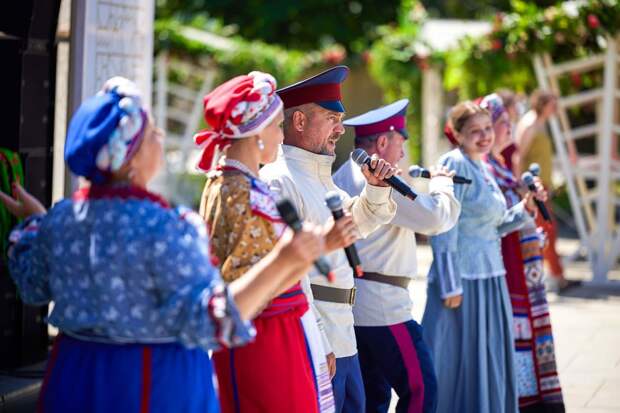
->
<box><xmin>0</xmin><ymin>183</ymin><xmax>46</xmax><ymax>219</ymax></box>
<box><xmin>429</xmin><ymin>165</ymin><xmax>456</xmax><ymax>179</ymax></box>
<box><xmin>360</xmin><ymin>154</ymin><xmax>396</xmax><ymax>187</ymax></box>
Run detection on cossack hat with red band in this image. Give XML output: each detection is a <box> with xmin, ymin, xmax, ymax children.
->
<box><xmin>343</xmin><ymin>99</ymin><xmax>409</xmax><ymax>139</ymax></box>
<box><xmin>277</xmin><ymin>66</ymin><xmax>349</xmax><ymax>113</ymax></box>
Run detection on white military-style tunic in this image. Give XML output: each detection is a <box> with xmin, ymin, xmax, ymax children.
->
<box><xmin>333</xmin><ymin>158</ymin><xmax>460</xmax><ymax>326</ymax></box>
<box><xmin>260</xmin><ymin>145</ymin><xmax>396</xmax><ymax>358</ymax></box>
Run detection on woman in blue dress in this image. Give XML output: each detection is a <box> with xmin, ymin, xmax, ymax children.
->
<box><xmin>422</xmin><ymin>101</ymin><xmax>546</xmax><ymax>413</ymax></box>
<box><xmin>0</xmin><ymin>77</ymin><xmax>324</xmax><ymax>413</ymax></box>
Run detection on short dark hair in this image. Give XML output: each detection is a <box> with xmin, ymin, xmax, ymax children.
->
<box><xmin>354</xmin><ymin>131</ymin><xmax>394</xmax><ymax>148</ymax></box>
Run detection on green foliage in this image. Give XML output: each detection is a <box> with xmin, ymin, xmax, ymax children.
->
<box><xmin>154</xmin><ymin>19</ymin><xmax>322</xmax><ymax>86</ymax></box>
<box><xmin>445</xmin><ymin>0</ymin><xmax>620</xmax><ymax>99</ymax></box>
<box><xmin>368</xmin><ymin>0</ymin><xmax>620</xmax><ymax>162</ymax></box>
<box><xmin>156</xmin><ymin>0</ymin><xmax>400</xmax><ymax>52</ymax></box>
<box><xmin>156</xmin><ymin>0</ymin><xmax>620</xmax><ymax>164</ymax></box>
<box><xmin>420</xmin><ymin>0</ymin><xmax>514</xmax><ymax>19</ymax></box>
<box><xmin>367</xmin><ymin>0</ymin><xmax>433</xmax><ymax>162</ymax></box>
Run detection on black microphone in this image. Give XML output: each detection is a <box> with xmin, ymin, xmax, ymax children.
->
<box><xmin>521</xmin><ymin>172</ymin><xmax>551</xmax><ymax>222</ymax></box>
<box><xmin>351</xmin><ymin>148</ymin><xmax>417</xmax><ymax>201</ymax></box>
<box><xmin>528</xmin><ymin>163</ymin><xmax>541</xmax><ymax>177</ymax></box>
<box><xmin>325</xmin><ymin>191</ymin><xmax>364</xmax><ymax>278</ymax></box>
<box><xmin>276</xmin><ymin>199</ymin><xmax>335</xmax><ymax>282</ymax></box>
<box><xmin>408</xmin><ymin>165</ymin><xmax>472</xmax><ymax>184</ymax></box>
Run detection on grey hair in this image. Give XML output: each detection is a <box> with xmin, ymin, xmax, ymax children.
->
<box><xmin>283</xmin><ymin>104</ymin><xmax>315</xmax><ymax>134</ymax></box>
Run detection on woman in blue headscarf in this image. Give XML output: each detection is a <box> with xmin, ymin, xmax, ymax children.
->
<box><xmin>0</xmin><ymin>77</ymin><xmax>325</xmax><ymax>413</ymax></box>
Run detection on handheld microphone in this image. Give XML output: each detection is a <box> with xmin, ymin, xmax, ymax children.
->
<box><xmin>276</xmin><ymin>199</ymin><xmax>335</xmax><ymax>282</ymax></box>
<box><xmin>521</xmin><ymin>172</ymin><xmax>551</xmax><ymax>222</ymax></box>
<box><xmin>325</xmin><ymin>191</ymin><xmax>364</xmax><ymax>278</ymax></box>
<box><xmin>351</xmin><ymin>148</ymin><xmax>417</xmax><ymax>201</ymax></box>
<box><xmin>408</xmin><ymin>165</ymin><xmax>472</xmax><ymax>184</ymax></box>
<box><xmin>528</xmin><ymin>163</ymin><xmax>541</xmax><ymax>177</ymax></box>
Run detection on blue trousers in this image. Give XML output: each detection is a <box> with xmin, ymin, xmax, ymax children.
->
<box><xmin>332</xmin><ymin>354</ymin><xmax>366</xmax><ymax>413</ymax></box>
<box><xmin>355</xmin><ymin>320</ymin><xmax>438</xmax><ymax>413</ymax></box>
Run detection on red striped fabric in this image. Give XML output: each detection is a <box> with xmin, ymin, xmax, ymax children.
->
<box><xmin>140</xmin><ymin>346</ymin><xmax>152</xmax><ymax>413</ymax></box>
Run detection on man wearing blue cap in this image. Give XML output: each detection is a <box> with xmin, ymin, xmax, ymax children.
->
<box><xmin>333</xmin><ymin>99</ymin><xmax>461</xmax><ymax>413</ymax></box>
<box><xmin>260</xmin><ymin>66</ymin><xmax>398</xmax><ymax>413</ymax></box>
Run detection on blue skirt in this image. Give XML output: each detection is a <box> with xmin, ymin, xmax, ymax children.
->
<box><xmin>422</xmin><ymin>277</ymin><xmax>518</xmax><ymax>413</ymax></box>
<box><xmin>38</xmin><ymin>334</ymin><xmax>219</xmax><ymax>413</ymax></box>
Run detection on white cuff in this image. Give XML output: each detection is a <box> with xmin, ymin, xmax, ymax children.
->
<box><xmin>428</xmin><ymin>176</ymin><xmax>454</xmax><ymax>193</ymax></box>
<box><xmin>363</xmin><ymin>184</ymin><xmax>392</xmax><ymax>204</ymax></box>
<box><xmin>440</xmin><ymin>287</ymin><xmax>463</xmax><ymax>299</ymax></box>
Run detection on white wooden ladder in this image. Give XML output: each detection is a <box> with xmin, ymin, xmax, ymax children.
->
<box><xmin>533</xmin><ymin>36</ymin><xmax>620</xmax><ymax>284</ymax></box>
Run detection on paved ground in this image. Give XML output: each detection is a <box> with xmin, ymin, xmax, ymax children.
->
<box><xmin>2</xmin><ymin>238</ymin><xmax>619</xmax><ymax>413</ymax></box>
<box><xmin>389</xmin><ymin>239</ymin><xmax>620</xmax><ymax>413</ymax></box>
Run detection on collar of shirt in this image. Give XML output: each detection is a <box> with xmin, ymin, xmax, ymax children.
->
<box><xmin>281</xmin><ymin>144</ymin><xmax>335</xmax><ymax>178</ymax></box>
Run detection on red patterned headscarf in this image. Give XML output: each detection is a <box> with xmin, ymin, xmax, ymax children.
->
<box><xmin>194</xmin><ymin>71</ymin><xmax>283</xmax><ymax>172</ymax></box>
<box><xmin>443</xmin><ymin>121</ymin><xmax>458</xmax><ymax>146</ymax></box>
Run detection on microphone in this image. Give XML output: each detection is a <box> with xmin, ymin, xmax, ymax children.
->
<box><xmin>521</xmin><ymin>172</ymin><xmax>551</xmax><ymax>222</ymax></box>
<box><xmin>408</xmin><ymin>165</ymin><xmax>472</xmax><ymax>184</ymax></box>
<box><xmin>528</xmin><ymin>163</ymin><xmax>541</xmax><ymax>177</ymax></box>
<box><xmin>276</xmin><ymin>199</ymin><xmax>335</xmax><ymax>282</ymax></box>
<box><xmin>351</xmin><ymin>148</ymin><xmax>417</xmax><ymax>201</ymax></box>
<box><xmin>325</xmin><ymin>191</ymin><xmax>364</xmax><ymax>278</ymax></box>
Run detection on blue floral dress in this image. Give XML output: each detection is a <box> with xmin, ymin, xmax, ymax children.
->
<box><xmin>8</xmin><ymin>185</ymin><xmax>254</xmax><ymax>413</ymax></box>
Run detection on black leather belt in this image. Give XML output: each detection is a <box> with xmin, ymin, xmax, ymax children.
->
<box><xmin>310</xmin><ymin>284</ymin><xmax>356</xmax><ymax>305</ymax></box>
<box><xmin>361</xmin><ymin>272</ymin><xmax>411</xmax><ymax>289</ymax></box>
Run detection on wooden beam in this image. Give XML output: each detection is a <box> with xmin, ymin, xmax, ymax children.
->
<box><xmin>548</xmin><ymin>54</ymin><xmax>605</xmax><ymax>76</ymax></box>
<box><xmin>559</xmin><ymin>89</ymin><xmax>603</xmax><ymax>108</ymax></box>
<box><xmin>533</xmin><ymin>54</ymin><xmax>593</xmax><ymax>254</ymax></box>
<box><xmin>570</xmin><ymin>124</ymin><xmax>598</xmax><ymax>140</ymax></box>
<box><xmin>592</xmin><ymin>36</ymin><xmax>617</xmax><ymax>282</ymax></box>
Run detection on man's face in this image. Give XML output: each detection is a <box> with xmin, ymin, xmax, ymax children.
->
<box><xmin>302</xmin><ymin>105</ymin><xmax>345</xmax><ymax>156</ymax></box>
<box><xmin>376</xmin><ymin>132</ymin><xmax>406</xmax><ymax>166</ymax></box>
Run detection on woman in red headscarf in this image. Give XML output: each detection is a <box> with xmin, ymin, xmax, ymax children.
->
<box><xmin>0</xmin><ymin>77</ymin><xmax>326</xmax><ymax>413</ymax></box>
<box><xmin>197</xmin><ymin>72</ymin><xmax>335</xmax><ymax>413</ymax></box>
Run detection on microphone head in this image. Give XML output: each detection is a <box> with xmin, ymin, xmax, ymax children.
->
<box><xmin>408</xmin><ymin>165</ymin><xmax>423</xmax><ymax>178</ymax></box>
<box><xmin>276</xmin><ymin>199</ymin><xmax>300</xmax><ymax>226</ymax></box>
<box><xmin>325</xmin><ymin>191</ymin><xmax>343</xmax><ymax>211</ymax></box>
<box><xmin>351</xmin><ymin>148</ymin><xmax>369</xmax><ymax>166</ymax></box>
<box><xmin>528</xmin><ymin>163</ymin><xmax>541</xmax><ymax>176</ymax></box>
<box><xmin>521</xmin><ymin>171</ymin><xmax>535</xmax><ymax>186</ymax></box>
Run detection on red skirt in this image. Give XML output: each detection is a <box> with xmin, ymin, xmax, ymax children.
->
<box><xmin>213</xmin><ymin>284</ymin><xmax>319</xmax><ymax>413</ymax></box>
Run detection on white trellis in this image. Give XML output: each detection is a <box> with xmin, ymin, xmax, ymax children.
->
<box><xmin>150</xmin><ymin>51</ymin><xmax>217</xmax><ymax>205</ymax></box>
<box><xmin>533</xmin><ymin>36</ymin><xmax>620</xmax><ymax>284</ymax></box>
<box><xmin>150</xmin><ymin>28</ymin><xmax>236</xmax><ymax>206</ymax></box>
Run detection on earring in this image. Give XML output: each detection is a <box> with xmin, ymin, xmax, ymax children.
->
<box><xmin>257</xmin><ymin>139</ymin><xmax>265</xmax><ymax>151</ymax></box>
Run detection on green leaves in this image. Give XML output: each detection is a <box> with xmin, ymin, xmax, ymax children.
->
<box><xmin>154</xmin><ymin>19</ymin><xmax>321</xmax><ymax>86</ymax></box>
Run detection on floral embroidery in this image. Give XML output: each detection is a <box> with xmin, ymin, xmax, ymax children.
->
<box><xmin>201</xmin><ymin>169</ymin><xmax>285</xmax><ymax>282</ymax></box>
<box><xmin>8</xmin><ymin>189</ymin><xmax>253</xmax><ymax>349</ymax></box>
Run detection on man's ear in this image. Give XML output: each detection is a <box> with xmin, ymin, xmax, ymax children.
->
<box><xmin>292</xmin><ymin>110</ymin><xmax>306</xmax><ymax>132</ymax></box>
<box><xmin>376</xmin><ymin>133</ymin><xmax>389</xmax><ymax>153</ymax></box>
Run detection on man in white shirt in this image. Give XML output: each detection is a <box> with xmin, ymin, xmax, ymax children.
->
<box><xmin>260</xmin><ymin>66</ymin><xmax>397</xmax><ymax>413</ymax></box>
<box><xmin>333</xmin><ymin>99</ymin><xmax>461</xmax><ymax>413</ymax></box>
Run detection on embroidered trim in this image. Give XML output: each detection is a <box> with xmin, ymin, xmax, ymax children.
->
<box><xmin>207</xmin><ymin>284</ymin><xmax>246</xmax><ymax>348</ymax></box>
<box><xmin>73</xmin><ymin>185</ymin><xmax>170</xmax><ymax>208</ymax></box>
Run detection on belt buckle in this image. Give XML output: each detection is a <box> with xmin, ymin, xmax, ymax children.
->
<box><xmin>348</xmin><ymin>287</ymin><xmax>357</xmax><ymax>305</ymax></box>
